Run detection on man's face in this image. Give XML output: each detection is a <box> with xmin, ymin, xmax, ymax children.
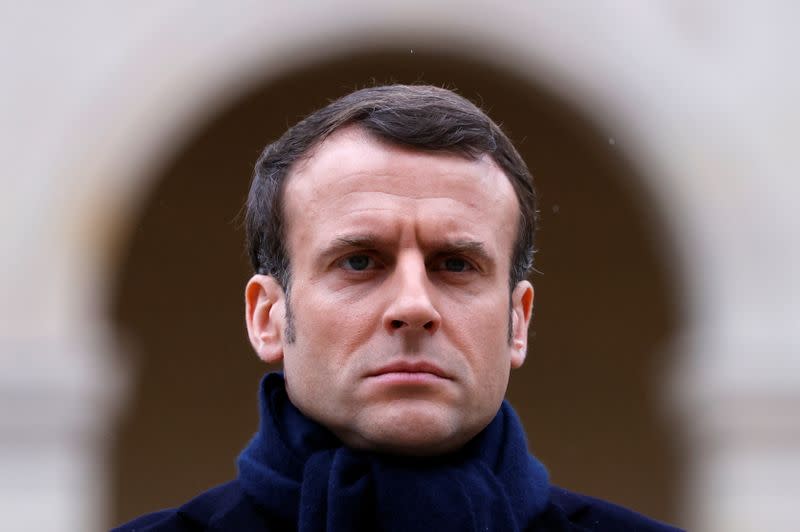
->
<box><xmin>246</xmin><ymin>128</ymin><xmax>533</xmax><ymax>455</ymax></box>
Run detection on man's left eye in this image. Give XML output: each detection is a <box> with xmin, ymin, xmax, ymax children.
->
<box><xmin>439</xmin><ymin>257</ymin><xmax>472</xmax><ymax>272</ymax></box>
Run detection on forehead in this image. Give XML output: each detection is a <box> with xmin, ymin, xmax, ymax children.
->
<box><xmin>282</xmin><ymin>128</ymin><xmax>519</xmax><ymax>257</ymax></box>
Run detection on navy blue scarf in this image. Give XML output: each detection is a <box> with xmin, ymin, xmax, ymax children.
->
<box><xmin>237</xmin><ymin>373</ymin><xmax>550</xmax><ymax>532</ymax></box>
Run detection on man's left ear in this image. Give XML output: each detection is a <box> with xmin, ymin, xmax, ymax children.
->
<box><xmin>510</xmin><ymin>280</ymin><xmax>534</xmax><ymax>368</ymax></box>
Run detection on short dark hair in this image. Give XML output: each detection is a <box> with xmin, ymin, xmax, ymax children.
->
<box><xmin>245</xmin><ymin>84</ymin><xmax>537</xmax><ymax>293</ymax></box>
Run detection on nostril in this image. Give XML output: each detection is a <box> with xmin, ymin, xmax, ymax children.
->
<box><xmin>423</xmin><ymin>321</ymin><xmax>433</xmax><ymax>330</ymax></box>
<box><xmin>391</xmin><ymin>320</ymin><xmax>404</xmax><ymax>329</ymax></box>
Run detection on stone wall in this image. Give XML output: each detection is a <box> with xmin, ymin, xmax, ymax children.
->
<box><xmin>1</xmin><ymin>2</ymin><xmax>797</xmax><ymax>530</ymax></box>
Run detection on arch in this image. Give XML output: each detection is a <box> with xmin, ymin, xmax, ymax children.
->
<box><xmin>108</xmin><ymin>48</ymin><xmax>684</xmax><ymax>525</ymax></box>
<box><xmin>64</xmin><ymin>8</ymin><xmax>697</xmax><ymax>309</ymax></box>
<box><xmin>22</xmin><ymin>4</ymin><xmax>734</xmax><ymax>531</ymax></box>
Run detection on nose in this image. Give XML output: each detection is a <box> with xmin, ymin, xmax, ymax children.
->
<box><xmin>383</xmin><ymin>252</ymin><xmax>441</xmax><ymax>335</ymax></box>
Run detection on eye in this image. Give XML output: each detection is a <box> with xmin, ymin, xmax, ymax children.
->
<box><xmin>434</xmin><ymin>256</ymin><xmax>474</xmax><ymax>273</ymax></box>
<box><xmin>340</xmin><ymin>254</ymin><xmax>374</xmax><ymax>271</ymax></box>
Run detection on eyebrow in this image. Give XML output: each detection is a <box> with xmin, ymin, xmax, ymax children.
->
<box><xmin>434</xmin><ymin>239</ymin><xmax>493</xmax><ymax>265</ymax></box>
<box><xmin>315</xmin><ymin>233</ymin><xmax>387</xmax><ymax>264</ymax></box>
<box><xmin>318</xmin><ymin>234</ymin><xmax>494</xmax><ymax>266</ymax></box>
<box><xmin>328</xmin><ymin>233</ymin><xmax>386</xmax><ymax>252</ymax></box>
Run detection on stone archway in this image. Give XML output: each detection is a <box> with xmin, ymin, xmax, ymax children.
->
<box><xmin>110</xmin><ymin>49</ymin><xmax>683</xmax><ymax>526</ymax></box>
<box><xmin>11</xmin><ymin>4</ymin><xmax>796</xmax><ymax>532</ymax></box>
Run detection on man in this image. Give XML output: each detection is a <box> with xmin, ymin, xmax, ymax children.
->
<box><xmin>114</xmin><ymin>85</ymin><xmax>682</xmax><ymax>531</ymax></box>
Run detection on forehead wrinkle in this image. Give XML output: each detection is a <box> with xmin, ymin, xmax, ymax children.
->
<box><xmin>314</xmin><ymin>182</ymin><xmax>489</xmax><ymax>205</ymax></box>
<box><xmin>328</xmin><ymin>199</ymin><xmax>501</xmax><ymax>255</ymax></box>
<box><xmin>289</xmin><ymin>154</ymin><xmax>513</xmax><ymax>215</ymax></box>
<box><xmin>297</xmin><ymin>156</ymin><xmax>504</xmax><ymax>196</ymax></box>
<box><xmin>326</xmin><ymin>191</ymin><xmax>489</xmax><ymax>218</ymax></box>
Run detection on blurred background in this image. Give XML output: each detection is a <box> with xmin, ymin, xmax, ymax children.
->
<box><xmin>1</xmin><ymin>2</ymin><xmax>798</xmax><ymax>531</ymax></box>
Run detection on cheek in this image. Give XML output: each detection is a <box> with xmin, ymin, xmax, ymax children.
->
<box><xmin>290</xmin><ymin>288</ymin><xmax>382</xmax><ymax>362</ymax></box>
<box><xmin>448</xmin><ymin>293</ymin><xmax>510</xmax><ymax>347</ymax></box>
<box><xmin>445</xmin><ymin>298</ymin><xmax>513</xmax><ymax>390</ymax></box>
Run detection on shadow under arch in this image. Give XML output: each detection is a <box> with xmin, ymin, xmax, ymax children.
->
<box><xmin>110</xmin><ymin>48</ymin><xmax>683</xmax><ymax>526</ymax></box>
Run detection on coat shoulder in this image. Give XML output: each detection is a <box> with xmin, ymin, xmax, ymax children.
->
<box><xmin>110</xmin><ymin>507</ymin><xmax>194</xmax><ymax>532</ymax></box>
<box><xmin>545</xmin><ymin>486</ymin><xmax>685</xmax><ymax>532</ymax></box>
<box><xmin>110</xmin><ymin>480</ymin><xmax>279</xmax><ymax>532</ymax></box>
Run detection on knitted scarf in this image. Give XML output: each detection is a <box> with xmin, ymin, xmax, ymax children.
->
<box><xmin>237</xmin><ymin>373</ymin><xmax>550</xmax><ymax>532</ymax></box>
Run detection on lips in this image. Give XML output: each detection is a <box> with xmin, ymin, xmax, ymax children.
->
<box><xmin>368</xmin><ymin>360</ymin><xmax>450</xmax><ymax>379</ymax></box>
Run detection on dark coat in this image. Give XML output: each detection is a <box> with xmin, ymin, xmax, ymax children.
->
<box><xmin>113</xmin><ymin>480</ymin><xmax>682</xmax><ymax>531</ymax></box>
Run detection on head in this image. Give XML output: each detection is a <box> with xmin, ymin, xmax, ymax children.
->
<box><xmin>244</xmin><ymin>85</ymin><xmax>537</xmax><ymax>455</ymax></box>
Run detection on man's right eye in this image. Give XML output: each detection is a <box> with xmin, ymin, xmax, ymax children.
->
<box><xmin>340</xmin><ymin>254</ymin><xmax>373</xmax><ymax>271</ymax></box>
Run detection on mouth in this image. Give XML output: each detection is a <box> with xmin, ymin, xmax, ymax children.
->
<box><xmin>367</xmin><ymin>361</ymin><xmax>451</xmax><ymax>382</ymax></box>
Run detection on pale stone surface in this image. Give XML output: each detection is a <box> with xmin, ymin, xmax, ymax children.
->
<box><xmin>1</xmin><ymin>2</ymin><xmax>797</xmax><ymax>530</ymax></box>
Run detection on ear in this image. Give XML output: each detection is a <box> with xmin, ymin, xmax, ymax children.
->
<box><xmin>245</xmin><ymin>274</ymin><xmax>287</xmax><ymax>364</ymax></box>
<box><xmin>509</xmin><ymin>280</ymin><xmax>534</xmax><ymax>369</ymax></box>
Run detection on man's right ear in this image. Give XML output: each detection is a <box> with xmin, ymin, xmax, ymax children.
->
<box><xmin>245</xmin><ymin>274</ymin><xmax>286</xmax><ymax>364</ymax></box>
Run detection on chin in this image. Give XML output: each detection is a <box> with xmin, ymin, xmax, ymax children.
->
<box><xmin>351</xmin><ymin>400</ymin><xmax>475</xmax><ymax>456</ymax></box>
